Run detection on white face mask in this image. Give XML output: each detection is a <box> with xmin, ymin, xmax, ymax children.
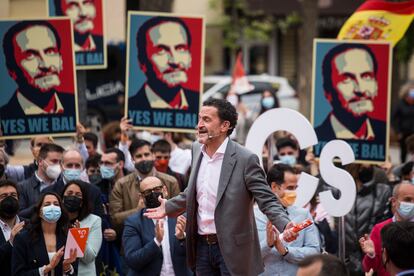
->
<box><xmin>46</xmin><ymin>164</ymin><xmax>61</xmax><ymax>180</ymax></box>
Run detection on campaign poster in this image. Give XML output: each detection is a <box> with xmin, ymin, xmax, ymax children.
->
<box><xmin>0</xmin><ymin>18</ymin><xmax>78</xmax><ymax>139</ymax></box>
<box><xmin>125</xmin><ymin>11</ymin><xmax>204</xmax><ymax>133</ymax></box>
<box><xmin>47</xmin><ymin>0</ymin><xmax>107</xmax><ymax>69</ymax></box>
<box><xmin>311</xmin><ymin>39</ymin><xmax>391</xmax><ymax>164</ymax></box>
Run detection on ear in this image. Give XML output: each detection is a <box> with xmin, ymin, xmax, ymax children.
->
<box><xmin>271</xmin><ymin>182</ymin><xmax>278</xmax><ymax>193</ymax></box>
<box><xmin>119</xmin><ymin>160</ymin><xmax>125</xmax><ymax>169</ymax></box>
<box><xmin>221</xmin><ymin>120</ymin><xmax>231</xmax><ymax>133</ymax></box>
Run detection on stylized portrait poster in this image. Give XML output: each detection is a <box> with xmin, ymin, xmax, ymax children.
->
<box><xmin>0</xmin><ymin>18</ymin><xmax>78</xmax><ymax>139</ymax></box>
<box><xmin>311</xmin><ymin>39</ymin><xmax>391</xmax><ymax>163</ymax></box>
<box><xmin>125</xmin><ymin>11</ymin><xmax>204</xmax><ymax>132</ymax></box>
<box><xmin>47</xmin><ymin>0</ymin><xmax>107</xmax><ymax>69</ymax></box>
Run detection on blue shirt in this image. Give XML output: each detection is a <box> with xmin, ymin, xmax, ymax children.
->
<box><xmin>254</xmin><ymin>204</ymin><xmax>321</xmax><ymax>276</ymax></box>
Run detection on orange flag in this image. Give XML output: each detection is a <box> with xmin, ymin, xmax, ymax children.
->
<box><xmin>64</xmin><ymin>227</ymin><xmax>90</xmax><ymax>259</ymax></box>
<box><xmin>338</xmin><ymin>0</ymin><xmax>414</xmax><ymax>46</ymax></box>
<box><xmin>230</xmin><ymin>52</ymin><xmax>254</xmax><ymax>94</ymax></box>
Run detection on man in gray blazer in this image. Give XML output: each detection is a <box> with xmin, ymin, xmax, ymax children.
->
<box><xmin>145</xmin><ymin>98</ymin><xmax>297</xmax><ymax>275</ymax></box>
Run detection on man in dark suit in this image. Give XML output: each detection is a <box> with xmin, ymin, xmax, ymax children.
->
<box><xmin>1</xmin><ymin>21</ymin><xmax>75</xmax><ymax>118</ymax></box>
<box><xmin>128</xmin><ymin>16</ymin><xmax>199</xmax><ymax>114</ymax></box>
<box><xmin>0</xmin><ymin>180</ymin><xmax>26</xmax><ymax>276</ymax></box>
<box><xmin>145</xmin><ymin>98</ymin><xmax>298</xmax><ymax>275</ymax></box>
<box><xmin>123</xmin><ymin>176</ymin><xmax>192</xmax><ymax>276</ymax></box>
<box><xmin>18</xmin><ymin>143</ymin><xmax>65</xmax><ymax>218</ymax></box>
<box><xmin>42</xmin><ymin>148</ymin><xmax>104</xmax><ymax>219</ymax></box>
<box><xmin>315</xmin><ymin>43</ymin><xmax>386</xmax><ymax>144</ymax></box>
<box><xmin>53</xmin><ymin>0</ymin><xmax>103</xmax><ymax>53</ymax></box>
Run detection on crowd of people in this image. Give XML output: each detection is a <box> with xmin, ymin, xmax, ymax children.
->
<box><xmin>0</xmin><ymin>98</ymin><xmax>413</xmax><ymax>276</ymax></box>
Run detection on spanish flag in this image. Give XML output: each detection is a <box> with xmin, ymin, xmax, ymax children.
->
<box><xmin>338</xmin><ymin>0</ymin><xmax>414</xmax><ymax>47</ymax></box>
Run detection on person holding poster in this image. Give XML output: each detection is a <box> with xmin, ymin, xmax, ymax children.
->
<box><xmin>312</xmin><ymin>40</ymin><xmax>391</xmax><ymax>163</ymax></box>
<box><xmin>126</xmin><ymin>13</ymin><xmax>203</xmax><ymax>131</ymax></box>
<box><xmin>0</xmin><ymin>19</ymin><xmax>77</xmax><ymax>138</ymax></box>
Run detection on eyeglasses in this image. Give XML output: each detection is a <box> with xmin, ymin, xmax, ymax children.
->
<box><xmin>141</xmin><ymin>185</ymin><xmax>163</xmax><ymax>197</ymax></box>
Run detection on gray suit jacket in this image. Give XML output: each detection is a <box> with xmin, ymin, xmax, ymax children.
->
<box><xmin>165</xmin><ymin>139</ymin><xmax>290</xmax><ymax>276</ymax></box>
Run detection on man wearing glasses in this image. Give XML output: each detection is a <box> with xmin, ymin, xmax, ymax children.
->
<box><xmin>109</xmin><ymin>139</ymin><xmax>180</xmax><ymax>234</ymax></box>
<box><xmin>122</xmin><ymin>176</ymin><xmax>192</xmax><ymax>275</ymax></box>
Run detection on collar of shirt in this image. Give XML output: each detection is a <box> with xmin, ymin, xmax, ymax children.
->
<box><xmin>74</xmin><ymin>34</ymin><xmax>96</xmax><ymax>52</ymax></box>
<box><xmin>144</xmin><ymin>84</ymin><xmax>189</xmax><ymax>110</ymax></box>
<box><xmin>35</xmin><ymin>171</ymin><xmax>56</xmax><ymax>188</ymax></box>
<box><xmin>0</xmin><ymin>215</ymin><xmax>20</xmax><ymax>240</ymax></box>
<box><xmin>330</xmin><ymin>114</ymin><xmax>375</xmax><ymax>140</ymax></box>
<box><xmin>200</xmin><ymin>137</ymin><xmax>229</xmax><ymax>160</ymax></box>
<box><xmin>17</xmin><ymin>91</ymin><xmax>64</xmax><ymax>115</ymax></box>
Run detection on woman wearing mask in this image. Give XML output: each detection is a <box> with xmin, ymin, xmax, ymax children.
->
<box><xmin>61</xmin><ymin>180</ymin><xmax>102</xmax><ymax>276</ymax></box>
<box><xmin>259</xmin><ymin>90</ymin><xmax>279</xmax><ymax>116</ymax></box>
<box><xmin>12</xmin><ymin>192</ymin><xmax>77</xmax><ymax>276</ymax></box>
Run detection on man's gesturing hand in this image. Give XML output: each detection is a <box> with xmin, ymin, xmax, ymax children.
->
<box><xmin>144</xmin><ymin>196</ymin><xmax>167</xmax><ymax>219</ymax></box>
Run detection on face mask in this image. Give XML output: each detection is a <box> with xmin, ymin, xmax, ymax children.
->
<box><xmin>135</xmin><ymin>160</ymin><xmax>154</xmax><ymax>175</ymax></box>
<box><xmin>226</xmin><ymin>95</ymin><xmax>239</xmax><ymax>107</ymax></box>
<box><xmin>155</xmin><ymin>159</ymin><xmax>169</xmax><ymax>173</ymax></box>
<box><xmin>151</xmin><ymin>135</ymin><xmax>163</xmax><ymax>144</ymax></box>
<box><xmin>262</xmin><ymin>97</ymin><xmax>275</xmax><ymax>109</ymax></box>
<box><xmin>280</xmin><ymin>190</ymin><xmax>297</xmax><ymax>207</ymax></box>
<box><xmin>63</xmin><ymin>169</ymin><xmax>82</xmax><ymax>181</ymax></box>
<box><xmin>358</xmin><ymin>167</ymin><xmax>373</xmax><ymax>183</ymax></box>
<box><xmin>63</xmin><ymin>196</ymin><xmax>82</xmax><ymax>213</ymax></box>
<box><xmin>42</xmin><ymin>205</ymin><xmax>61</xmax><ymax>223</ymax></box>
<box><xmin>89</xmin><ymin>173</ymin><xmax>102</xmax><ymax>184</ymax></box>
<box><xmin>0</xmin><ymin>164</ymin><xmax>5</xmax><ymax>178</ymax></box>
<box><xmin>144</xmin><ymin>191</ymin><xmax>163</xmax><ymax>209</ymax></box>
<box><xmin>100</xmin><ymin>166</ymin><xmax>115</xmax><ymax>179</ymax></box>
<box><xmin>411</xmin><ymin>177</ymin><xmax>414</xmax><ymax>185</ymax></box>
<box><xmin>398</xmin><ymin>201</ymin><xmax>414</xmax><ymax>220</ymax></box>
<box><xmin>45</xmin><ymin>164</ymin><xmax>61</xmax><ymax>180</ymax></box>
<box><xmin>0</xmin><ymin>196</ymin><xmax>19</xmax><ymax>219</ymax></box>
<box><xmin>279</xmin><ymin>155</ymin><xmax>297</xmax><ymax>166</ymax></box>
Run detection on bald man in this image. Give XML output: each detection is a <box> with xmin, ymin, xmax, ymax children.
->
<box><xmin>297</xmin><ymin>254</ymin><xmax>349</xmax><ymax>276</ymax></box>
<box><xmin>122</xmin><ymin>176</ymin><xmax>192</xmax><ymax>276</ymax></box>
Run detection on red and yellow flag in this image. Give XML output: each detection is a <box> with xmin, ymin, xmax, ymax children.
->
<box><xmin>338</xmin><ymin>0</ymin><xmax>414</xmax><ymax>46</ymax></box>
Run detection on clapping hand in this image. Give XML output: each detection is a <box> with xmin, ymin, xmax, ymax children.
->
<box><xmin>175</xmin><ymin>215</ymin><xmax>186</xmax><ymax>240</ymax></box>
<box><xmin>155</xmin><ymin>219</ymin><xmax>164</xmax><ymax>243</ymax></box>
<box><xmin>359</xmin><ymin>234</ymin><xmax>375</xmax><ymax>257</ymax></box>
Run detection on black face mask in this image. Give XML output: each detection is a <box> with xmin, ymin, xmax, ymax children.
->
<box><xmin>135</xmin><ymin>160</ymin><xmax>154</xmax><ymax>175</ymax></box>
<box><xmin>63</xmin><ymin>196</ymin><xmax>82</xmax><ymax>213</ymax></box>
<box><xmin>0</xmin><ymin>196</ymin><xmax>19</xmax><ymax>219</ymax></box>
<box><xmin>358</xmin><ymin>167</ymin><xmax>374</xmax><ymax>183</ymax></box>
<box><xmin>89</xmin><ymin>174</ymin><xmax>102</xmax><ymax>185</ymax></box>
<box><xmin>0</xmin><ymin>164</ymin><xmax>5</xmax><ymax>178</ymax></box>
<box><xmin>144</xmin><ymin>191</ymin><xmax>163</xmax><ymax>209</ymax></box>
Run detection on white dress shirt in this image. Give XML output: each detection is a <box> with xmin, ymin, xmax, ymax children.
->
<box><xmin>0</xmin><ymin>216</ymin><xmax>20</xmax><ymax>242</ymax></box>
<box><xmin>196</xmin><ymin>137</ymin><xmax>229</xmax><ymax>235</ymax></box>
<box><xmin>169</xmin><ymin>146</ymin><xmax>192</xmax><ymax>175</ymax></box>
<box><xmin>153</xmin><ymin>218</ymin><xmax>175</xmax><ymax>276</ymax></box>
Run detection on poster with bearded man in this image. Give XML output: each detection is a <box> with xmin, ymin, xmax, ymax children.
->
<box><xmin>48</xmin><ymin>0</ymin><xmax>107</xmax><ymax>69</ymax></box>
<box><xmin>311</xmin><ymin>39</ymin><xmax>391</xmax><ymax>163</ymax></box>
<box><xmin>0</xmin><ymin>18</ymin><xmax>78</xmax><ymax>139</ymax></box>
<box><xmin>125</xmin><ymin>12</ymin><xmax>204</xmax><ymax>132</ymax></box>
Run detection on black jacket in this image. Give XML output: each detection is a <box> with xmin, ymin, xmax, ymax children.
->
<box><xmin>0</xmin><ymin>216</ymin><xmax>27</xmax><ymax>276</ymax></box>
<box><xmin>392</xmin><ymin>99</ymin><xmax>414</xmax><ymax>135</ymax></box>
<box><xmin>12</xmin><ymin>228</ymin><xmax>76</xmax><ymax>276</ymax></box>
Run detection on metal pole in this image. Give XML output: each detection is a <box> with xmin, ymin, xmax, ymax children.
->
<box><xmin>338</xmin><ymin>216</ymin><xmax>346</xmax><ymax>262</ymax></box>
<box><xmin>76</xmin><ymin>70</ymin><xmax>88</xmax><ymax>124</ymax></box>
